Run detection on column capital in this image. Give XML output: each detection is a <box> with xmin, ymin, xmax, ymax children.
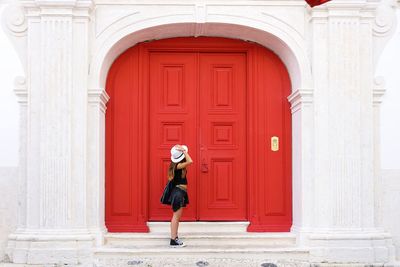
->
<box><xmin>288</xmin><ymin>88</ymin><xmax>313</xmax><ymax>113</ymax></box>
<box><xmin>373</xmin><ymin>76</ymin><xmax>386</xmax><ymax>106</ymax></box>
<box><xmin>88</xmin><ymin>88</ymin><xmax>110</xmax><ymax>114</ymax></box>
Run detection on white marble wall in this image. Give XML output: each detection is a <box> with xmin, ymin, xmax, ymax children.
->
<box><xmin>378</xmin><ymin>9</ymin><xmax>400</xmax><ymax>171</ymax></box>
<box><xmin>381</xmin><ymin>170</ymin><xmax>400</xmax><ymax>260</ymax></box>
<box><xmin>375</xmin><ymin>7</ymin><xmax>400</xmax><ymax>262</ymax></box>
<box><xmin>0</xmin><ymin>2</ymin><xmax>23</xmax><ymax>263</ymax></box>
<box><xmin>0</xmin><ymin>3</ymin><xmax>22</xmax><ymax>168</ymax></box>
<box><xmin>0</xmin><ymin>167</ymin><xmax>18</xmax><ymax>262</ymax></box>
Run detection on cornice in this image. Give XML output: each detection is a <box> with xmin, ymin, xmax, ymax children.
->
<box><xmin>311</xmin><ymin>1</ymin><xmax>374</xmax><ymax>19</ymax></box>
<box><xmin>93</xmin><ymin>0</ymin><xmax>308</xmax><ymax>6</ymax></box>
<box><xmin>21</xmin><ymin>0</ymin><xmax>93</xmax><ymax>8</ymax></box>
<box><xmin>20</xmin><ymin>0</ymin><xmax>94</xmax><ymax>17</ymax></box>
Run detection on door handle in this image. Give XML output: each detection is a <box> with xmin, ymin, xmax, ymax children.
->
<box><xmin>201</xmin><ymin>158</ymin><xmax>209</xmax><ymax>173</ymax></box>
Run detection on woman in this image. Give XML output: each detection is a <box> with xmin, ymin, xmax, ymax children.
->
<box><xmin>167</xmin><ymin>144</ymin><xmax>193</xmax><ymax>247</ymax></box>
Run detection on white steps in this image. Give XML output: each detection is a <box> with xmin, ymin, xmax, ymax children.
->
<box><xmin>94</xmin><ymin>246</ymin><xmax>309</xmax><ymax>267</ymax></box>
<box><xmin>104</xmin><ymin>222</ymin><xmax>297</xmax><ymax>247</ymax></box>
<box><xmin>148</xmin><ymin>221</ymin><xmax>250</xmax><ymax>233</ymax></box>
<box><xmin>94</xmin><ymin>222</ymin><xmax>309</xmax><ymax>267</ymax></box>
<box><xmin>105</xmin><ymin>232</ymin><xmax>297</xmax><ymax>247</ymax></box>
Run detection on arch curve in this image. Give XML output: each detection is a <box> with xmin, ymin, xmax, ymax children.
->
<box><xmin>89</xmin><ymin>16</ymin><xmax>312</xmax><ymax>91</ymax></box>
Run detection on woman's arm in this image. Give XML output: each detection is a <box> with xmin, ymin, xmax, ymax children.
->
<box><xmin>176</xmin><ymin>147</ymin><xmax>193</xmax><ymax>169</ymax></box>
<box><xmin>177</xmin><ymin>151</ymin><xmax>193</xmax><ymax>169</ymax></box>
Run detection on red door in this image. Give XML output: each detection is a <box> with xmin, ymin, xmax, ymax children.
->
<box><xmin>198</xmin><ymin>54</ymin><xmax>247</xmax><ymax>220</ymax></box>
<box><xmin>148</xmin><ymin>52</ymin><xmax>198</xmax><ymax>221</ymax></box>
<box><xmin>148</xmin><ymin>52</ymin><xmax>247</xmax><ymax>221</ymax></box>
<box><xmin>105</xmin><ymin>37</ymin><xmax>292</xmax><ymax>232</ymax></box>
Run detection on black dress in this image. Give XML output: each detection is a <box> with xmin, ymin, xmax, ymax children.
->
<box><xmin>160</xmin><ymin>166</ymin><xmax>189</xmax><ymax>212</ymax></box>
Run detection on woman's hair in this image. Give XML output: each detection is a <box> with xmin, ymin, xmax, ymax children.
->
<box><xmin>168</xmin><ymin>162</ymin><xmax>177</xmax><ymax>181</ymax></box>
<box><xmin>167</xmin><ymin>158</ymin><xmax>186</xmax><ymax>181</ymax></box>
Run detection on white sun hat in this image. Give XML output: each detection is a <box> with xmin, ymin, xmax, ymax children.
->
<box><xmin>170</xmin><ymin>145</ymin><xmax>188</xmax><ymax>163</ymax></box>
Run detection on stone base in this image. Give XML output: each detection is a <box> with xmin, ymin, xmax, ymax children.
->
<box><xmin>5</xmin><ymin>229</ymin><xmax>95</xmax><ymax>265</ymax></box>
<box><xmin>1</xmin><ymin>261</ymin><xmax>400</xmax><ymax>267</ymax></box>
<box><xmin>305</xmin><ymin>230</ymin><xmax>396</xmax><ymax>264</ymax></box>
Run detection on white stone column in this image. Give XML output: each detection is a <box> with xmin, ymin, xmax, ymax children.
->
<box><xmin>288</xmin><ymin>88</ymin><xmax>315</xmax><ymax>240</ymax></box>
<box><xmin>14</xmin><ymin>77</ymin><xmax>28</xmax><ymax>231</ymax></box>
<box><xmin>87</xmin><ymin>88</ymin><xmax>109</xmax><ymax>246</ymax></box>
<box><xmin>6</xmin><ymin>0</ymin><xmax>95</xmax><ymax>264</ymax></box>
<box><xmin>373</xmin><ymin>76</ymin><xmax>385</xmax><ymax>230</ymax></box>
<box><xmin>307</xmin><ymin>0</ymin><xmax>395</xmax><ymax>263</ymax></box>
<box><xmin>372</xmin><ymin>77</ymin><xmax>396</xmax><ymax>262</ymax></box>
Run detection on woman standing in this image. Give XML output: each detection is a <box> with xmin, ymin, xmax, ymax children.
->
<box><xmin>167</xmin><ymin>144</ymin><xmax>193</xmax><ymax>247</ymax></box>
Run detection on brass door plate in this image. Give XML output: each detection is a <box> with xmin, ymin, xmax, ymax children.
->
<box><xmin>271</xmin><ymin>136</ymin><xmax>279</xmax><ymax>152</ymax></box>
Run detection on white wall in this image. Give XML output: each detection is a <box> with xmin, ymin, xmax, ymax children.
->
<box><xmin>375</xmin><ymin>9</ymin><xmax>400</xmax><ymax>261</ymax></box>
<box><xmin>0</xmin><ymin>167</ymin><xmax>17</xmax><ymax>262</ymax></box>
<box><xmin>377</xmin><ymin>9</ymin><xmax>400</xmax><ymax>170</ymax></box>
<box><xmin>0</xmin><ymin>1</ymin><xmax>22</xmax><ymax>262</ymax></box>
<box><xmin>0</xmin><ymin>3</ymin><xmax>23</xmax><ymax>168</ymax></box>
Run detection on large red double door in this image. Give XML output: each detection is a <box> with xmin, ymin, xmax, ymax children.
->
<box><xmin>106</xmin><ymin>37</ymin><xmax>292</xmax><ymax>232</ymax></box>
<box><xmin>148</xmin><ymin>52</ymin><xmax>247</xmax><ymax>221</ymax></box>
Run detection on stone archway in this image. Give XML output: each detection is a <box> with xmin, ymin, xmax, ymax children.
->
<box><xmin>87</xmin><ymin>19</ymin><xmax>313</xmax><ymax>237</ymax></box>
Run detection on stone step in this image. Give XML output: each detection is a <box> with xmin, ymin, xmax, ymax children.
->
<box><xmin>94</xmin><ymin>245</ymin><xmax>310</xmax><ymax>267</ymax></box>
<box><xmin>105</xmin><ymin>222</ymin><xmax>296</xmax><ymax>247</ymax></box>
<box><xmin>105</xmin><ymin>232</ymin><xmax>297</xmax><ymax>247</ymax></box>
<box><xmin>147</xmin><ymin>221</ymin><xmax>250</xmax><ymax>233</ymax></box>
<box><xmin>98</xmin><ymin>222</ymin><xmax>304</xmax><ymax>266</ymax></box>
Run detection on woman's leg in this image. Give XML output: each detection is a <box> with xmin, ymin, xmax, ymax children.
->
<box><xmin>170</xmin><ymin>207</ymin><xmax>183</xmax><ymax>239</ymax></box>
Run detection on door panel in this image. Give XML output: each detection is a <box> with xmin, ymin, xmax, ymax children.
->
<box><xmin>106</xmin><ymin>46</ymin><xmax>149</xmax><ymax>232</ymax></box>
<box><xmin>148</xmin><ymin>52</ymin><xmax>247</xmax><ymax>221</ymax></box>
<box><xmin>148</xmin><ymin>53</ymin><xmax>198</xmax><ymax>221</ymax></box>
<box><xmin>198</xmin><ymin>53</ymin><xmax>247</xmax><ymax>220</ymax></box>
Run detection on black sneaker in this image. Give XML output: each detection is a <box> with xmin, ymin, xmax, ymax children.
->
<box><xmin>170</xmin><ymin>237</ymin><xmax>186</xmax><ymax>247</ymax></box>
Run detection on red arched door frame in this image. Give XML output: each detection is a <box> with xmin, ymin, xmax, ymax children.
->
<box><xmin>105</xmin><ymin>37</ymin><xmax>292</xmax><ymax>232</ymax></box>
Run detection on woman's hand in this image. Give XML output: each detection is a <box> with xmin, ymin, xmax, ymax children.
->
<box><xmin>174</xmin><ymin>145</ymin><xmax>187</xmax><ymax>152</ymax></box>
<box><xmin>175</xmin><ymin>145</ymin><xmax>184</xmax><ymax>151</ymax></box>
<box><xmin>175</xmin><ymin>144</ymin><xmax>193</xmax><ymax>169</ymax></box>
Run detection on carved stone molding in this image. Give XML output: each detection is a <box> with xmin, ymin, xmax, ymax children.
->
<box><xmin>373</xmin><ymin>0</ymin><xmax>397</xmax><ymax>37</ymax></box>
<box><xmin>2</xmin><ymin>4</ymin><xmax>27</xmax><ymax>37</ymax></box>
<box><xmin>20</xmin><ymin>0</ymin><xmax>94</xmax><ymax>18</ymax></box>
<box><xmin>373</xmin><ymin>76</ymin><xmax>386</xmax><ymax>106</ymax></box>
<box><xmin>288</xmin><ymin>88</ymin><xmax>313</xmax><ymax>113</ymax></box>
<box><xmin>371</xmin><ymin>0</ymin><xmax>398</xmax><ymax>67</ymax></box>
<box><xmin>21</xmin><ymin>0</ymin><xmax>93</xmax><ymax>8</ymax></box>
<box><xmin>1</xmin><ymin>3</ymin><xmax>27</xmax><ymax>72</ymax></box>
<box><xmin>88</xmin><ymin>89</ymin><xmax>110</xmax><ymax>114</ymax></box>
<box><xmin>14</xmin><ymin>76</ymin><xmax>27</xmax><ymax>104</ymax></box>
